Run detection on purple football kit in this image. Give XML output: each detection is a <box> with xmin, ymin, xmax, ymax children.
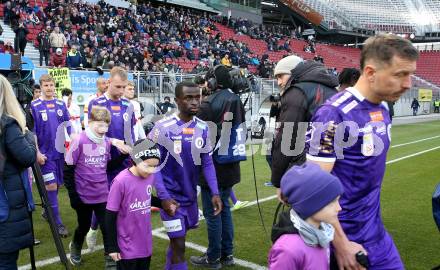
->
<box><xmin>149</xmin><ymin>114</ymin><xmax>219</xmax><ymax>270</ymax></box>
<box><xmin>306</xmin><ymin>87</ymin><xmax>403</xmax><ymax>269</ymax></box>
<box><xmin>65</xmin><ymin>132</ymin><xmax>111</xmax><ymax>204</ymax></box>
<box><xmin>106</xmin><ymin>169</ymin><xmax>155</xmax><ymax>260</ymax></box>
<box><xmin>31</xmin><ymin>98</ymin><xmax>70</xmax><ymax>226</ymax></box>
<box><xmin>88</xmin><ymin>94</ymin><xmax>136</xmax><ymax>183</ymax></box>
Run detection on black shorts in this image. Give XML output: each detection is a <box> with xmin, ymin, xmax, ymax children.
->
<box><xmin>117</xmin><ymin>256</ymin><xmax>151</xmax><ymax>270</ymax></box>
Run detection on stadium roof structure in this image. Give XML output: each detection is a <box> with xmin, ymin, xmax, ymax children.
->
<box><xmin>262</xmin><ymin>0</ymin><xmax>440</xmax><ymax>41</ymax></box>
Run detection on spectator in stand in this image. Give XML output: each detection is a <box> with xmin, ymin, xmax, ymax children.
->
<box><xmin>13</xmin><ymin>21</ymin><xmax>28</xmax><ymax>56</ymax></box>
<box><xmin>66</xmin><ymin>45</ymin><xmax>83</xmax><ymax>69</ymax></box>
<box><xmin>37</xmin><ymin>26</ymin><xmax>51</xmax><ymax>66</ymax></box>
<box><xmin>221</xmin><ymin>53</ymin><xmax>232</xmax><ymax>67</ymax></box>
<box><xmin>49</xmin><ymin>26</ymin><xmax>67</xmax><ymax>52</ymax></box>
<box><xmin>4</xmin><ymin>41</ymin><xmax>14</xmax><ymax>54</ymax></box>
<box><xmin>313</xmin><ymin>54</ymin><xmax>324</xmax><ymax>63</ymax></box>
<box><xmin>50</xmin><ymin>48</ymin><xmax>66</xmax><ymax>68</ymax></box>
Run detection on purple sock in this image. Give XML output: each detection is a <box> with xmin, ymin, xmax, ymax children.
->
<box><xmin>230</xmin><ymin>190</ymin><xmax>238</xmax><ymax>205</ymax></box>
<box><xmin>47</xmin><ymin>189</ymin><xmax>62</xmax><ymax>225</ymax></box>
<box><xmin>165</xmin><ymin>247</ymin><xmax>172</xmax><ymax>270</ymax></box>
<box><xmin>90</xmin><ymin>212</ymin><xmax>99</xmax><ymax>230</ymax></box>
<box><xmin>170</xmin><ymin>262</ymin><xmax>187</xmax><ymax>270</ymax></box>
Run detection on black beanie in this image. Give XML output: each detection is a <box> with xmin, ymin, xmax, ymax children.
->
<box><xmin>131</xmin><ymin>139</ymin><xmax>161</xmax><ymax>165</ymax></box>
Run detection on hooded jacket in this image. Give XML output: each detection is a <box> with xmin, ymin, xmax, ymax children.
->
<box><xmin>271</xmin><ymin>61</ymin><xmax>338</xmax><ymax>188</ymax></box>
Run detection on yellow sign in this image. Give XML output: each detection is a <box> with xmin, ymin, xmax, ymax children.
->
<box><xmin>48</xmin><ymin>68</ymin><xmax>72</xmax><ymax>99</ymax></box>
<box><xmin>418</xmin><ymin>89</ymin><xmax>432</xmax><ymax>102</ymax></box>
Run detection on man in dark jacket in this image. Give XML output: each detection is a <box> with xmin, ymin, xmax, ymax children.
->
<box><xmin>190</xmin><ymin>65</ymin><xmax>246</xmax><ymax>268</ymax></box>
<box><xmin>37</xmin><ymin>27</ymin><xmax>51</xmax><ymax>66</ymax></box>
<box><xmin>270</xmin><ymin>55</ymin><xmax>339</xmax><ymax>202</ymax></box>
<box><xmin>14</xmin><ymin>21</ymin><xmax>28</xmax><ymax>56</ymax></box>
<box><xmin>66</xmin><ymin>44</ymin><xmax>83</xmax><ymax>69</ymax></box>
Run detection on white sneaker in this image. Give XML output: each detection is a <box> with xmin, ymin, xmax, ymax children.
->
<box><xmin>232</xmin><ymin>200</ymin><xmax>249</xmax><ymax>211</ymax></box>
<box><xmin>86</xmin><ymin>228</ymin><xmax>98</xmax><ymax>251</ymax></box>
<box><xmin>198</xmin><ymin>209</ymin><xmax>204</xmax><ymax>219</ymax></box>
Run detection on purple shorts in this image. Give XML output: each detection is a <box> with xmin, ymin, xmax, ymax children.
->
<box><xmin>160</xmin><ymin>203</ymin><xmax>199</xmax><ymax>239</ymax></box>
<box><xmin>365</xmin><ymin>231</ymin><xmax>403</xmax><ymax>270</ymax></box>
<box><xmin>41</xmin><ymin>159</ymin><xmax>64</xmax><ymax>186</ymax></box>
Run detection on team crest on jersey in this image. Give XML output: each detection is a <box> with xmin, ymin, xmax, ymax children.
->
<box><xmin>41</xmin><ymin>111</ymin><xmax>48</xmax><ymax>121</ymax></box>
<box><xmin>57</xmin><ymin>109</ymin><xmax>63</xmax><ymax>117</ymax></box>
<box><xmin>174</xmin><ymin>140</ymin><xmax>182</xmax><ymax>154</ymax></box>
<box><xmin>361</xmin><ymin>132</ymin><xmax>374</xmax><ymax>156</ymax></box>
<box><xmin>123</xmin><ymin>113</ymin><xmax>129</xmax><ymax>121</ymax></box>
<box><xmin>369</xmin><ymin>111</ymin><xmax>384</xmax><ymax>122</ymax></box>
<box><xmin>98</xmin><ymin>146</ymin><xmax>106</xmax><ymax>155</ymax></box>
<box><xmin>146</xmin><ymin>185</ymin><xmax>152</xmax><ymax>196</ymax></box>
<box><xmin>195</xmin><ymin>137</ymin><xmax>204</xmax><ymax>149</ymax></box>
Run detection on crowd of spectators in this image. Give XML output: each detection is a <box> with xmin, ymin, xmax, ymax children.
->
<box><xmin>0</xmin><ymin>0</ymin><xmax>312</xmax><ymax>78</ymax></box>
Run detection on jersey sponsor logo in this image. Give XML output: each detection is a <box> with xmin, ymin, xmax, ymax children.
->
<box><xmin>361</xmin><ymin>132</ymin><xmax>375</xmax><ymax>156</ymax></box>
<box><xmin>46</xmin><ymin>103</ymin><xmax>55</xmax><ymax>109</ymax></box>
<box><xmin>163</xmin><ymin>219</ymin><xmax>183</xmax><ymax>233</ymax></box>
<box><xmin>369</xmin><ymin>111</ymin><xmax>384</xmax><ymax>122</ymax></box>
<box><xmin>42</xmin><ymin>172</ymin><xmax>55</xmax><ymax>183</ymax></box>
<box><xmin>174</xmin><ymin>140</ymin><xmax>182</xmax><ymax>154</ymax></box>
<box><xmin>111</xmin><ymin>106</ymin><xmax>121</xmax><ymax>111</ymax></box>
<box><xmin>129</xmin><ymin>195</ymin><xmax>151</xmax><ymax>214</ymax></box>
<box><xmin>183</xmin><ymin>128</ymin><xmax>194</xmax><ymax>135</ymax></box>
<box><xmin>57</xmin><ymin>109</ymin><xmax>63</xmax><ymax>117</ymax></box>
<box><xmin>41</xmin><ymin>111</ymin><xmax>48</xmax><ymax>121</ymax></box>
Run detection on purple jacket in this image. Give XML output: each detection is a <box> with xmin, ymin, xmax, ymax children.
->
<box><xmin>268</xmin><ymin>234</ymin><xmax>329</xmax><ymax>270</ymax></box>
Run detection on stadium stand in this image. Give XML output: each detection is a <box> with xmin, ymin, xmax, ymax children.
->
<box><xmin>0</xmin><ymin>0</ymin><xmax>438</xmax><ymax>87</ymax></box>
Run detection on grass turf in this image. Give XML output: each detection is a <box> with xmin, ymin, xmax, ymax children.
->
<box><xmin>17</xmin><ymin>120</ymin><xmax>440</xmax><ymax>270</ymax></box>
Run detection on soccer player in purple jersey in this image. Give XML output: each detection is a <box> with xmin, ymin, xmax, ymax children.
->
<box><xmin>306</xmin><ymin>34</ymin><xmax>418</xmax><ymax>270</ymax></box>
<box><xmin>86</xmin><ymin>67</ymin><xmax>133</xmax><ymax>250</ymax></box>
<box><xmin>31</xmin><ymin>74</ymin><xmax>70</xmax><ymax>237</ymax></box>
<box><xmin>149</xmin><ymin>81</ymin><xmax>222</xmax><ymax>270</ymax></box>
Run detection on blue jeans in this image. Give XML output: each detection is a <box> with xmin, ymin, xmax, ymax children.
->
<box><xmin>201</xmin><ymin>187</ymin><xmax>234</xmax><ymax>261</ymax></box>
<box><xmin>0</xmin><ymin>251</ymin><xmax>19</xmax><ymax>270</ymax></box>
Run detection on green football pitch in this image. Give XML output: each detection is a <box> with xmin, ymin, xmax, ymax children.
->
<box><xmin>17</xmin><ymin>121</ymin><xmax>440</xmax><ymax>270</ymax></box>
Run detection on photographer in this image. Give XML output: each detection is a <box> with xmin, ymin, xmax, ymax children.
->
<box><xmin>190</xmin><ymin>65</ymin><xmax>246</xmax><ymax>268</ymax></box>
<box><xmin>271</xmin><ymin>55</ymin><xmax>338</xmax><ymax>202</ymax></box>
<box><xmin>0</xmin><ymin>75</ymin><xmax>37</xmax><ymax>269</ymax></box>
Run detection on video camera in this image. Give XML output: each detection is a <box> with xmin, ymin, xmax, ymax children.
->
<box><xmin>205</xmin><ymin>65</ymin><xmax>258</xmax><ymax>96</ymax></box>
<box><xmin>228</xmin><ymin>67</ymin><xmax>257</xmax><ymax>95</ymax></box>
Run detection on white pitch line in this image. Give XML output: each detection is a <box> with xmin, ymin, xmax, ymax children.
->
<box><xmin>18</xmin><ymin>245</ymin><xmax>104</xmax><ymax>270</ymax></box>
<box><xmin>23</xmin><ymin>143</ymin><xmax>439</xmax><ymax>269</ymax></box>
<box><xmin>386</xmin><ymin>145</ymin><xmax>440</xmax><ymax>164</ymax></box>
<box><xmin>19</xmin><ymin>195</ymin><xmax>277</xmax><ymax>270</ymax></box>
<box><xmin>391</xmin><ymin>135</ymin><xmax>440</xmax><ymax>148</ymax></box>
<box><xmin>153</xmin><ymin>231</ymin><xmax>268</xmax><ymax>270</ymax></box>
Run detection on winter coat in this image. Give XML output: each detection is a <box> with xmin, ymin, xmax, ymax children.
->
<box><xmin>50</xmin><ymin>53</ymin><xmax>66</xmax><ymax>67</ymax></box>
<box><xmin>0</xmin><ymin>115</ymin><xmax>37</xmax><ymax>253</ymax></box>
<box><xmin>271</xmin><ymin>61</ymin><xmax>339</xmax><ymax>187</ymax></box>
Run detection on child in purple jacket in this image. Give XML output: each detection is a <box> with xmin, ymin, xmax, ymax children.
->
<box><xmin>64</xmin><ymin>106</ymin><xmax>129</xmax><ymax>267</ymax></box>
<box><xmin>268</xmin><ymin>162</ymin><xmax>343</xmax><ymax>270</ymax></box>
